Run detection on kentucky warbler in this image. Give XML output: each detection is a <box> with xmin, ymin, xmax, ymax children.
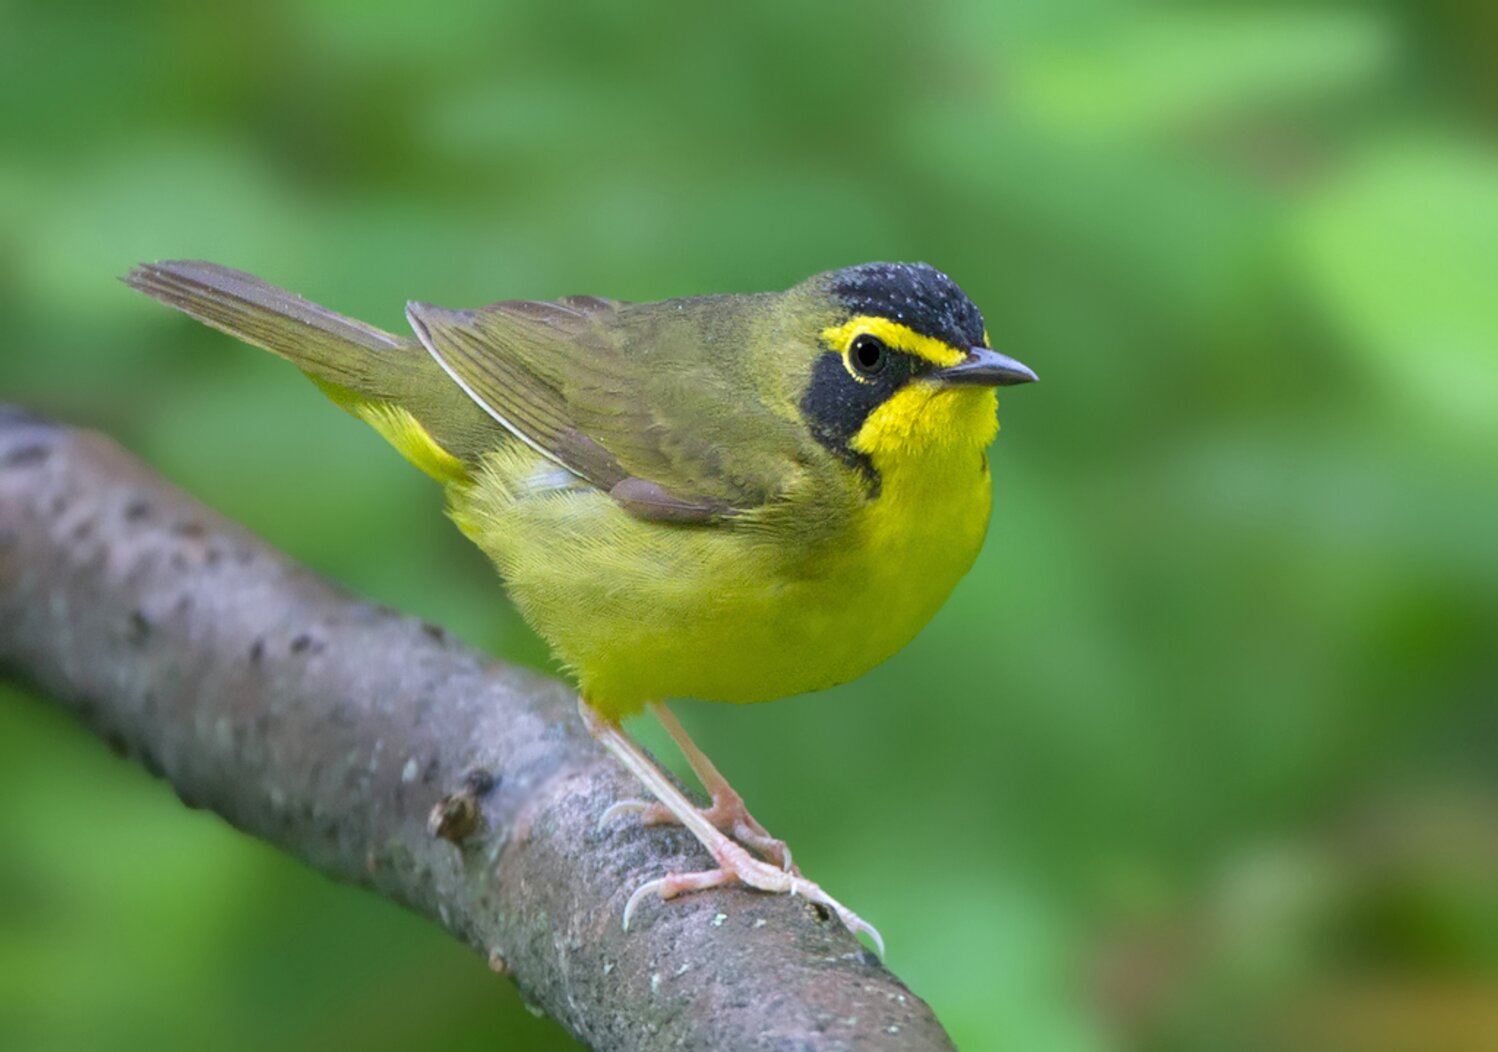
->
<box><xmin>124</xmin><ymin>260</ymin><xmax>1036</xmax><ymax>951</ymax></box>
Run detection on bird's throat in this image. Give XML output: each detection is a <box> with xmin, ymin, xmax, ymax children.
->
<box><xmin>851</xmin><ymin>384</ymin><xmax>999</xmax><ymax>476</ymax></box>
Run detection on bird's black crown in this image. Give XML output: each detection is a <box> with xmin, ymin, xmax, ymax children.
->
<box><xmin>826</xmin><ymin>262</ymin><xmax>986</xmax><ymax>351</ymax></box>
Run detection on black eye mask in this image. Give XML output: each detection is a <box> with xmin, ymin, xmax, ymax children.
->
<box><xmin>801</xmin><ymin>347</ymin><xmax>926</xmax><ymax>492</ymax></box>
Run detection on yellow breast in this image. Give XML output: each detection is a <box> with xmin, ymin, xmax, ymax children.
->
<box><xmin>449</xmin><ymin>385</ymin><xmax>999</xmax><ymax>718</ymax></box>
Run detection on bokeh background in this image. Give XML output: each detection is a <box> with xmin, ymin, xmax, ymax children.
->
<box><xmin>3</xmin><ymin>1</ymin><xmax>1496</xmax><ymax>1049</ymax></box>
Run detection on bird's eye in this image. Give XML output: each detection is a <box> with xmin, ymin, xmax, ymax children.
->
<box><xmin>849</xmin><ymin>334</ymin><xmax>888</xmax><ymax>376</ymax></box>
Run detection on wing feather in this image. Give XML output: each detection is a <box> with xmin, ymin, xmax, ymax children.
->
<box><xmin>132</xmin><ymin>265</ymin><xmax>847</xmax><ymax>529</ymax></box>
<box><xmin>406</xmin><ymin>293</ymin><xmax>820</xmax><ymax>521</ymax></box>
<box><xmin>407</xmin><ymin>300</ymin><xmax>629</xmax><ymax>487</ymax></box>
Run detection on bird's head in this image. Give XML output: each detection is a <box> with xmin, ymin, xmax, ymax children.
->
<box><xmin>788</xmin><ymin>262</ymin><xmax>1036</xmax><ymax>487</ymax></box>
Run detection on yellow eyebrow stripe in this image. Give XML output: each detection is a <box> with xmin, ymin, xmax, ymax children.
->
<box><xmin>820</xmin><ymin>315</ymin><xmax>967</xmax><ymax>369</ymax></box>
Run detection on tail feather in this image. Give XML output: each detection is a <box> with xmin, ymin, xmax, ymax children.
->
<box><xmin>124</xmin><ymin>260</ymin><xmax>504</xmax><ymax>480</ymax></box>
<box><xmin>123</xmin><ymin>260</ymin><xmax>408</xmax><ymax>390</ymax></box>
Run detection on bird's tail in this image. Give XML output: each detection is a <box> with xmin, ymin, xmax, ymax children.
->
<box><xmin>123</xmin><ymin>260</ymin><xmax>411</xmax><ymax>390</ymax></box>
<box><xmin>124</xmin><ymin>260</ymin><xmax>497</xmax><ymax>483</ymax></box>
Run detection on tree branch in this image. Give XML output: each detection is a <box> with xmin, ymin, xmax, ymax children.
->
<box><xmin>0</xmin><ymin>406</ymin><xmax>954</xmax><ymax>1051</ymax></box>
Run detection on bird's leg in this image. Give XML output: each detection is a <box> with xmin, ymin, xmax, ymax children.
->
<box><xmin>602</xmin><ymin>702</ymin><xmax>794</xmax><ymax>871</ymax></box>
<box><xmin>580</xmin><ymin>699</ymin><xmax>882</xmax><ymax>954</ymax></box>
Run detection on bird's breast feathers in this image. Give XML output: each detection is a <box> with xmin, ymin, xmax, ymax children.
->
<box><xmin>449</xmin><ymin>385</ymin><xmax>998</xmax><ymax>716</ymax></box>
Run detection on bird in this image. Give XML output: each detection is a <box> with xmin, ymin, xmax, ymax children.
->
<box><xmin>124</xmin><ymin>259</ymin><xmax>1037</xmax><ymax>952</ymax></box>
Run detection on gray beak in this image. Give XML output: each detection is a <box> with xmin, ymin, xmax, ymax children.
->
<box><xmin>934</xmin><ymin>347</ymin><xmax>1039</xmax><ymax>387</ymax></box>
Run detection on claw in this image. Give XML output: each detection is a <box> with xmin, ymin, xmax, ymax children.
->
<box><xmin>733</xmin><ymin>819</ymin><xmax>794</xmax><ymax>872</ymax></box>
<box><xmin>622</xmin><ymin>869</ymin><xmax>735</xmax><ymax>931</ymax></box>
<box><xmin>599</xmin><ymin>798</ymin><xmax>655</xmax><ymax>829</ymax></box>
<box><xmin>831</xmin><ymin>904</ymin><xmax>885</xmax><ymax>957</ymax></box>
<box><xmin>618</xmin><ymin>836</ymin><xmax>884</xmax><ymax>954</ymax></box>
<box><xmin>583</xmin><ymin>698</ymin><xmax>882</xmax><ymax>953</ymax></box>
<box><xmin>606</xmin><ymin>792</ymin><xmax>795</xmax><ymax>870</ymax></box>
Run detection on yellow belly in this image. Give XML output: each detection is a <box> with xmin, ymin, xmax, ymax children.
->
<box><xmin>450</xmin><ymin>438</ymin><xmax>993</xmax><ymax>719</ymax></box>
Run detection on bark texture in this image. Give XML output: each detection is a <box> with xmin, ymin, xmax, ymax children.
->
<box><xmin>0</xmin><ymin>406</ymin><xmax>954</xmax><ymax>1051</ymax></box>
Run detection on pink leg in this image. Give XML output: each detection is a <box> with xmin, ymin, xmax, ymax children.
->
<box><xmin>581</xmin><ymin>699</ymin><xmax>882</xmax><ymax>955</ymax></box>
<box><xmin>603</xmin><ymin>703</ymin><xmax>794</xmax><ymax>871</ymax></box>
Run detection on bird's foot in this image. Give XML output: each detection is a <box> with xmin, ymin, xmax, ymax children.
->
<box><xmin>581</xmin><ymin>699</ymin><xmax>882</xmax><ymax>953</ymax></box>
<box><xmin>602</xmin><ymin>788</ymin><xmax>795</xmax><ymax>872</ymax></box>
<box><xmin>621</xmin><ymin>834</ymin><xmax>883</xmax><ymax>956</ymax></box>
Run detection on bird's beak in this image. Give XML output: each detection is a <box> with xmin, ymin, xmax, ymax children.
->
<box><xmin>934</xmin><ymin>347</ymin><xmax>1038</xmax><ymax>387</ymax></box>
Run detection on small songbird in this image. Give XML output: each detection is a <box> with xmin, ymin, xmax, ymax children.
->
<box><xmin>125</xmin><ymin>259</ymin><xmax>1036</xmax><ymax>952</ymax></box>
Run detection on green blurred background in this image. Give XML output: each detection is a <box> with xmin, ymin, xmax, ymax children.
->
<box><xmin>3</xmin><ymin>1</ymin><xmax>1496</xmax><ymax>1049</ymax></box>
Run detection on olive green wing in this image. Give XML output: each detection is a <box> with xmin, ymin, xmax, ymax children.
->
<box><xmin>405</xmin><ymin>297</ymin><xmax>809</xmax><ymax>522</ymax></box>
